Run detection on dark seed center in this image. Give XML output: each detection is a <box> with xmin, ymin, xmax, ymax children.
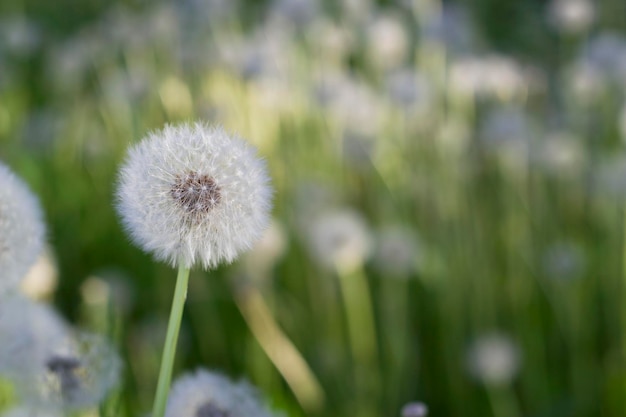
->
<box><xmin>170</xmin><ymin>172</ymin><xmax>221</xmax><ymax>214</ymax></box>
<box><xmin>46</xmin><ymin>355</ymin><xmax>81</xmax><ymax>373</ymax></box>
<box><xmin>46</xmin><ymin>355</ymin><xmax>82</xmax><ymax>395</ymax></box>
<box><xmin>196</xmin><ymin>402</ymin><xmax>230</xmax><ymax>417</ymax></box>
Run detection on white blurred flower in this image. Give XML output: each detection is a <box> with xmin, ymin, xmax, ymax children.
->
<box><xmin>165</xmin><ymin>368</ymin><xmax>280</xmax><ymax>417</ymax></box>
<box><xmin>0</xmin><ymin>295</ymin><xmax>69</xmax><ymax>378</ymax></box>
<box><xmin>402</xmin><ymin>402</ymin><xmax>428</xmax><ymax>417</ymax></box>
<box><xmin>307</xmin><ymin>209</ymin><xmax>373</xmax><ymax>273</ymax></box>
<box><xmin>533</xmin><ymin>132</ymin><xmax>584</xmax><ymax>177</ymax></box>
<box><xmin>1</xmin><ymin>303</ymin><xmax>118</xmax><ymax>411</ymax></box>
<box><xmin>324</xmin><ymin>75</ymin><xmax>382</xmax><ymax>137</ymax></box>
<box><xmin>548</xmin><ymin>0</ymin><xmax>594</xmax><ymax>34</ymax></box>
<box><xmin>449</xmin><ymin>55</ymin><xmax>528</xmax><ymax>101</ymax></box>
<box><xmin>564</xmin><ymin>60</ymin><xmax>607</xmax><ymax>102</ymax></box>
<box><xmin>466</xmin><ymin>333</ymin><xmax>520</xmax><ymax>386</ymax></box>
<box><xmin>218</xmin><ymin>28</ymin><xmax>290</xmax><ymax>81</ymax></box>
<box><xmin>374</xmin><ymin>226</ymin><xmax>422</xmax><ymax>277</ymax></box>
<box><xmin>18</xmin><ymin>331</ymin><xmax>122</xmax><ymax>411</ymax></box>
<box><xmin>0</xmin><ymin>162</ymin><xmax>45</xmax><ymax>296</ymax></box>
<box><xmin>116</xmin><ymin>122</ymin><xmax>272</xmax><ymax>269</ymax></box>
<box><xmin>366</xmin><ymin>14</ymin><xmax>410</xmax><ymax>71</ymax></box>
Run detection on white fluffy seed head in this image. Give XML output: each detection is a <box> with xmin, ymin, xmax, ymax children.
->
<box><xmin>306</xmin><ymin>209</ymin><xmax>373</xmax><ymax>274</ymax></box>
<box><xmin>0</xmin><ymin>295</ymin><xmax>69</xmax><ymax>378</ymax></box>
<box><xmin>0</xmin><ymin>162</ymin><xmax>45</xmax><ymax>295</ymax></box>
<box><xmin>165</xmin><ymin>368</ymin><xmax>280</xmax><ymax>417</ymax></box>
<box><xmin>0</xmin><ymin>296</ymin><xmax>121</xmax><ymax>412</ymax></box>
<box><xmin>116</xmin><ymin>122</ymin><xmax>272</xmax><ymax>269</ymax></box>
<box><xmin>466</xmin><ymin>332</ymin><xmax>520</xmax><ymax>386</ymax></box>
<box><xmin>31</xmin><ymin>331</ymin><xmax>122</xmax><ymax>411</ymax></box>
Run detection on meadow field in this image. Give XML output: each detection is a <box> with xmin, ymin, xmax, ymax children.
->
<box><xmin>1</xmin><ymin>0</ymin><xmax>626</xmax><ymax>416</ymax></box>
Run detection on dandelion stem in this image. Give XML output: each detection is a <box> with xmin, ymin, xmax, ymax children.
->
<box><xmin>152</xmin><ymin>265</ymin><xmax>190</xmax><ymax>417</ymax></box>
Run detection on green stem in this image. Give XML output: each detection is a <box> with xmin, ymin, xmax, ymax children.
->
<box><xmin>151</xmin><ymin>265</ymin><xmax>190</xmax><ymax>417</ymax></box>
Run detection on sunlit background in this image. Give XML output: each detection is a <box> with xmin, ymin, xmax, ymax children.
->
<box><xmin>1</xmin><ymin>0</ymin><xmax>626</xmax><ymax>415</ymax></box>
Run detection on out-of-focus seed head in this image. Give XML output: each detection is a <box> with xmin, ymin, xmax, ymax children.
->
<box><xmin>306</xmin><ymin>209</ymin><xmax>373</xmax><ymax>274</ymax></box>
<box><xmin>165</xmin><ymin>368</ymin><xmax>281</xmax><ymax>417</ymax></box>
<box><xmin>402</xmin><ymin>402</ymin><xmax>428</xmax><ymax>417</ymax></box>
<box><xmin>25</xmin><ymin>331</ymin><xmax>122</xmax><ymax>411</ymax></box>
<box><xmin>0</xmin><ymin>295</ymin><xmax>69</xmax><ymax>378</ymax></box>
<box><xmin>0</xmin><ymin>162</ymin><xmax>46</xmax><ymax>296</ymax></box>
<box><xmin>466</xmin><ymin>332</ymin><xmax>521</xmax><ymax>386</ymax></box>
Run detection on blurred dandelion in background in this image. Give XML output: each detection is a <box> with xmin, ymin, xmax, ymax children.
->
<box><xmin>0</xmin><ymin>162</ymin><xmax>45</xmax><ymax>296</ymax></box>
<box><xmin>466</xmin><ymin>333</ymin><xmax>521</xmax><ymax>386</ymax></box>
<box><xmin>401</xmin><ymin>402</ymin><xmax>428</xmax><ymax>417</ymax></box>
<box><xmin>165</xmin><ymin>369</ymin><xmax>280</xmax><ymax>417</ymax></box>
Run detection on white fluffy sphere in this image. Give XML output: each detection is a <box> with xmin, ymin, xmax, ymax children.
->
<box><xmin>165</xmin><ymin>368</ymin><xmax>279</xmax><ymax>417</ymax></box>
<box><xmin>116</xmin><ymin>123</ymin><xmax>272</xmax><ymax>269</ymax></box>
<box><xmin>0</xmin><ymin>162</ymin><xmax>45</xmax><ymax>295</ymax></box>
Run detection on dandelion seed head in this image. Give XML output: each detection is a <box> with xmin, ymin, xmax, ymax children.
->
<box><xmin>548</xmin><ymin>0</ymin><xmax>594</xmax><ymax>34</ymax></box>
<box><xmin>0</xmin><ymin>295</ymin><xmax>68</xmax><ymax>378</ymax></box>
<box><xmin>0</xmin><ymin>162</ymin><xmax>45</xmax><ymax>296</ymax></box>
<box><xmin>402</xmin><ymin>402</ymin><xmax>428</xmax><ymax>417</ymax></box>
<box><xmin>27</xmin><ymin>331</ymin><xmax>122</xmax><ymax>410</ymax></box>
<box><xmin>116</xmin><ymin>122</ymin><xmax>272</xmax><ymax>269</ymax></box>
<box><xmin>307</xmin><ymin>209</ymin><xmax>373</xmax><ymax>273</ymax></box>
<box><xmin>165</xmin><ymin>368</ymin><xmax>280</xmax><ymax>417</ymax></box>
<box><xmin>466</xmin><ymin>332</ymin><xmax>520</xmax><ymax>386</ymax></box>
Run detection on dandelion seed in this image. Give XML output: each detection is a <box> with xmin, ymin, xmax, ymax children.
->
<box><xmin>0</xmin><ymin>162</ymin><xmax>45</xmax><ymax>296</ymax></box>
<box><xmin>116</xmin><ymin>122</ymin><xmax>272</xmax><ymax>269</ymax></box>
<box><xmin>165</xmin><ymin>369</ymin><xmax>280</xmax><ymax>417</ymax></box>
